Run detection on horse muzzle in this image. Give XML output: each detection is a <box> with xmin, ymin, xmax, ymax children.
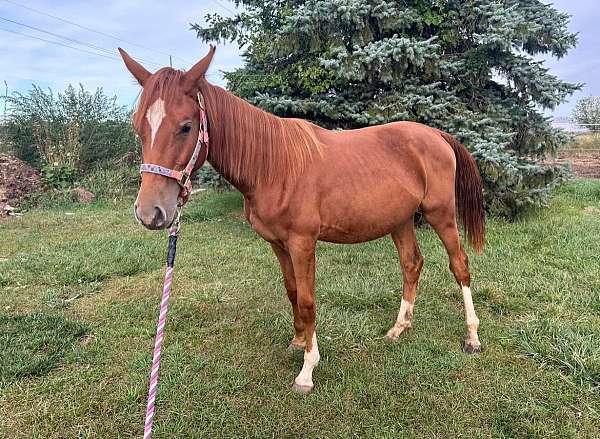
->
<box><xmin>134</xmin><ymin>203</ymin><xmax>172</xmax><ymax>230</ymax></box>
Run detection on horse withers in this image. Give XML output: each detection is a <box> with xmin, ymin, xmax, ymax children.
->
<box><xmin>119</xmin><ymin>46</ymin><xmax>485</xmax><ymax>393</ymax></box>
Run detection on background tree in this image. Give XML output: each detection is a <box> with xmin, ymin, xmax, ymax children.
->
<box><xmin>572</xmin><ymin>97</ymin><xmax>600</xmax><ymax>132</ymax></box>
<box><xmin>194</xmin><ymin>0</ymin><xmax>581</xmax><ymax>217</ymax></box>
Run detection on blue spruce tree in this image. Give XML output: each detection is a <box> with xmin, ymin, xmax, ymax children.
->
<box><xmin>194</xmin><ymin>0</ymin><xmax>581</xmax><ymax>217</ymax></box>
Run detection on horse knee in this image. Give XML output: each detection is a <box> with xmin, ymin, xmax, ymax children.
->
<box><xmin>297</xmin><ymin>296</ymin><xmax>316</xmax><ymax>321</ymax></box>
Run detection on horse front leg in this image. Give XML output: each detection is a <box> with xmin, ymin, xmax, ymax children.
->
<box><xmin>269</xmin><ymin>242</ymin><xmax>305</xmax><ymax>350</ymax></box>
<box><xmin>287</xmin><ymin>236</ymin><xmax>319</xmax><ymax>393</ymax></box>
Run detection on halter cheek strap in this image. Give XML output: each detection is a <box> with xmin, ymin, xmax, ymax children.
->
<box><xmin>139</xmin><ymin>92</ymin><xmax>209</xmax><ymax>204</ymax></box>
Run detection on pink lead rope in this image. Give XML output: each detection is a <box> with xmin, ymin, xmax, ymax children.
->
<box><xmin>142</xmin><ymin>93</ymin><xmax>209</xmax><ymax>439</ymax></box>
<box><xmin>144</xmin><ymin>222</ymin><xmax>179</xmax><ymax>439</ymax></box>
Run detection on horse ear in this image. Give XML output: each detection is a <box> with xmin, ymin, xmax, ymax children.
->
<box><xmin>183</xmin><ymin>45</ymin><xmax>216</xmax><ymax>92</ymax></box>
<box><xmin>118</xmin><ymin>48</ymin><xmax>151</xmax><ymax>86</ymax></box>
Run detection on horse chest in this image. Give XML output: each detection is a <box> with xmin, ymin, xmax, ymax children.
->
<box><xmin>244</xmin><ymin>199</ymin><xmax>281</xmax><ymax>243</ymax></box>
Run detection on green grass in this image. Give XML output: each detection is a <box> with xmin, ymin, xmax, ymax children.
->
<box><xmin>0</xmin><ymin>314</ymin><xmax>88</xmax><ymax>382</ymax></box>
<box><xmin>0</xmin><ymin>180</ymin><xmax>599</xmax><ymax>438</ymax></box>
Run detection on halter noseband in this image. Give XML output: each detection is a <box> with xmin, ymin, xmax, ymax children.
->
<box><xmin>139</xmin><ymin>92</ymin><xmax>209</xmax><ymax>204</ymax></box>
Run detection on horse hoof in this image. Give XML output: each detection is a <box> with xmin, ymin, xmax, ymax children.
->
<box><xmin>287</xmin><ymin>342</ymin><xmax>305</xmax><ymax>352</ymax></box>
<box><xmin>292</xmin><ymin>382</ymin><xmax>313</xmax><ymax>394</ymax></box>
<box><xmin>385</xmin><ymin>326</ymin><xmax>409</xmax><ymax>341</ymax></box>
<box><xmin>463</xmin><ymin>340</ymin><xmax>482</xmax><ymax>354</ymax></box>
<box><xmin>385</xmin><ymin>331</ymin><xmax>400</xmax><ymax>341</ymax></box>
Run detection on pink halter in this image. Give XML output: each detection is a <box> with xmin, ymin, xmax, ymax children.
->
<box><xmin>139</xmin><ymin>92</ymin><xmax>209</xmax><ymax>204</ymax></box>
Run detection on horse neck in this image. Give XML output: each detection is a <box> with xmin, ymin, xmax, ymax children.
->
<box><xmin>199</xmin><ymin>81</ymin><xmax>320</xmax><ymax>194</ymax></box>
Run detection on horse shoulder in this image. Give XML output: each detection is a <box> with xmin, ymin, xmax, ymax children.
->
<box><xmin>244</xmin><ymin>183</ymin><xmax>321</xmax><ymax>243</ymax></box>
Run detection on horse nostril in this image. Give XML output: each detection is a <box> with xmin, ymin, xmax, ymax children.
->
<box><xmin>151</xmin><ymin>206</ymin><xmax>166</xmax><ymax>229</ymax></box>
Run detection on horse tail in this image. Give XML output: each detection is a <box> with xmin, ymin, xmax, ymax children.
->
<box><xmin>439</xmin><ymin>131</ymin><xmax>485</xmax><ymax>254</ymax></box>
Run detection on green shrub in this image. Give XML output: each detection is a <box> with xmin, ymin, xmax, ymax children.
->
<box><xmin>41</xmin><ymin>163</ymin><xmax>78</xmax><ymax>190</ymax></box>
<box><xmin>1</xmin><ymin>84</ymin><xmax>137</xmax><ymax>173</ymax></box>
<box><xmin>81</xmin><ymin>165</ymin><xmax>139</xmax><ymax>201</ymax></box>
<box><xmin>19</xmin><ymin>189</ymin><xmax>75</xmax><ymax>210</ymax></box>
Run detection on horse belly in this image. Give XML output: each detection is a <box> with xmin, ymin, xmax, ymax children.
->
<box><xmin>317</xmin><ymin>187</ymin><xmax>420</xmax><ymax>244</ymax></box>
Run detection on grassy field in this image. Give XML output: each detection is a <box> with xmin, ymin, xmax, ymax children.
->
<box><xmin>569</xmin><ymin>132</ymin><xmax>600</xmax><ymax>150</ymax></box>
<box><xmin>1</xmin><ymin>181</ymin><xmax>599</xmax><ymax>438</ymax></box>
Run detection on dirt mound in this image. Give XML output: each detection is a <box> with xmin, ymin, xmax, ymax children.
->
<box><xmin>71</xmin><ymin>187</ymin><xmax>96</xmax><ymax>204</ymax></box>
<box><xmin>0</xmin><ymin>154</ymin><xmax>43</xmax><ymax>215</ymax></box>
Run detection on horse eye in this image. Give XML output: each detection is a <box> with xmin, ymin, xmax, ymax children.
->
<box><xmin>180</xmin><ymin>124</ymin><xmax>192</xmax><ymax>134</ymax></box>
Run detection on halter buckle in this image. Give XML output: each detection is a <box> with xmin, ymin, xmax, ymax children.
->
<box><xmin>179</xmin><ymin>172</ymin><xmax>190</xmax><ymax>188</ymax></box>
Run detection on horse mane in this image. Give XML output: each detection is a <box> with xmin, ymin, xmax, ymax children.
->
<box><xmin>199</xmin><ymin>81</ymin><xmax>322</xmax><ymax>186</ymax></box>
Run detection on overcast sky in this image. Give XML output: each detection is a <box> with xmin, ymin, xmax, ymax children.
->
<box><xmin>0</xmin><ymin>0</ymin><xmax>242</xmax><ymax>109</ymax></box>
<box><xmin>0</xmin><ymin>0</ymin><xmax>597</xmax><ymax>118</ymax></box>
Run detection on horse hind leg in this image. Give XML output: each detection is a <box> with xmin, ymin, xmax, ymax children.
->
<box><xmin>423</xmin><ymin>202</ymin><xmax>482</xmax><ymax>353</ymax></box>
<box><xmin>386</xmin><ymin>222</ymin><xmax>424</xmax><ymax>341</ymax></box>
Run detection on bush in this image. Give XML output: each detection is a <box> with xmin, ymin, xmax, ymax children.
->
<box><xmin>1</xmin><ymin>84</ymin><xmax>137</xmax><ymax>173</ymax></box>
<box><xmin>18</xmin><ymin>165</ymin><xmax>139</xmax><ymax>210</ymax></box>
<box><xmin>81</xmin><ymin>165</ymin><xmax>140</xmax><ymax>202</ymax></box>
<box><xmin>40</xmin><ymin>163</ymin><xmax>77</xmax><ymax>190</ymax></box>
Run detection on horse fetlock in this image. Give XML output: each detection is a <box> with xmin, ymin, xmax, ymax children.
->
<box><xmin>386</xmin><ymin>298</ymin><xmax>414</xmax><ymax>340</ymax></box>
<box><xmin>467</xmin><ymin>318</ymin><xmax>480</xmax><ymax>330</ymax></box>
<box><xmin>288</xmin><ymin>334</ymin><xmax>307</xmax><ymax>351</ymax></box>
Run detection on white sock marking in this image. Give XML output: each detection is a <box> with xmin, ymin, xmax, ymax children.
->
<box><xmin>386</xmin><ymin>298</ymin><xmax>414</xmax><ymax>339</ymax></box>
<box><xmin>395</xmin><ymin>298</ymin><xmax>414</xmax><ymax>328</ymax></box>
<box><xmin>461</xmin><ymin>285</ymin><xmax>480</xmax><ymax>343</ymax></box>
<box><xmin>294</xmin><ymin>331</ymin><xmax>320</xmax><ymax>389</ymax></box>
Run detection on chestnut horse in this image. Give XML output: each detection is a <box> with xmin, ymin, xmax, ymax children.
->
<box><xmin>119</xmin><ymin>46</ymin><xmax>485</xmax><ymax>393</ymax></box>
